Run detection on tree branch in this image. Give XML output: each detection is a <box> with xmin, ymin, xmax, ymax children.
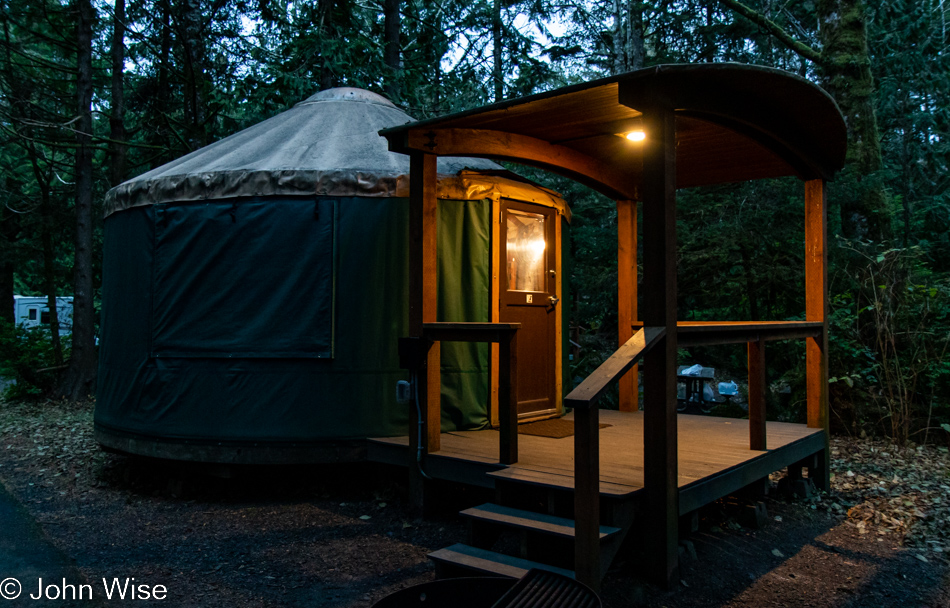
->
<box><xmin>717</xmin><ymin>0</ymin><xmax>822</xmax><ymax>64</ymax></box>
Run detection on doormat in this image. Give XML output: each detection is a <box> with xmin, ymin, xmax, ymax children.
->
<box><xmin>517</xmin><ymin>418</ymin><xmax>611</xmax><ymax>439</ymax></box>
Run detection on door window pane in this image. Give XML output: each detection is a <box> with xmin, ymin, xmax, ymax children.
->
<box><xmin>506</xmin><ymin>210</ymin><xmax>546</xmax><ymax>292</ymax></box>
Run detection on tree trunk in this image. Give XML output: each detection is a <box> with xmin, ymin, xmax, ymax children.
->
<box><xmin>0</xmin><ymin>180</ymin><xmax>14</xmax><ymax>325</ymax></box>
<box><xmin>612</xmin><ymin>0</ymin><xmax>624</xmax><ymax>74</ymax></box>
<box><xmin>318</xmin><ymin>0</ymin><xmax>334</xmax><ymax>90</ymax></box>
<box><xmin>179</xmin><ymin>0</ymin><xmax>207</xmax><ymax>149</ymax></box>
<box><xmin>739</xmin><ymin>242</ymin><xmax>759</xmax><ymax>320</ymax></box>
<box><xmin>57</xmin><ymin>0</ymin><xmax>97</xmax><ymax>401</ymax></box>
<box><xmin>627</xmin><ymin>1</ymin><xmax>644</xmax><ymax>70</ymax></box>
<box><xmin>761</xmin><ymin>0</ymin><xmax>774</xmax><ymax>63</ymax></box>
<box><xmin>383</xmin><ymin>0</ymin><xmax>400</xmax><ymax>101</ymax></box>
<box><xmin>150</xmin><ymin>0</ymin><xmax>171</xmax><ymax>169</ymax></box>
<box><xmin>614</xmin><ymin>1</ymin><xmax>645</xmax><ymax>74</ymax></box>
<box><xmin>703</xmin><ymin>3</ymin><xmax>715</xmax><ymax>62</ymax></box>
<box><xmin>816</xmin><ymin>0</ymin><xmax>891</xmax><ymax>241</ymax></box>
<box><xmin>37</xmin><ymin>182</ymin><xmax>63</xmax><ymax>365</ymax></box>
<box><xmin>42</xmin><ymin>223</ymin><xmax>63</xmax><ymax>366</ymax></box>
<box><xmin>431</xmin><ymin>3</ymin><xmax>442</xmax><ymax>109</ymax></box>
<box><xmin>492</xmin><ymin>0</ymin><xmax>502</xmax><ymax>101</ymax></box>
<box><xmin>0</xmin><ymin>258</ymin><xmax>11</xmax><ymax>325</ymax></box>
<box><xmin>109</xmin><ymin>0</ymin><xmax>127</xmax><ymax>186</ymax></box>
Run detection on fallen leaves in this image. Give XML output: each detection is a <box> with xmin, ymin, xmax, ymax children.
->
<box><xmin>829</xmin><ymin>436</ymin><xmax>950</xmax><ymax>556</ymax></box>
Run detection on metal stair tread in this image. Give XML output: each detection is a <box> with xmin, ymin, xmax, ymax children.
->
<box><xmin>428</xmin><ymin>543</ymin><xmax>575</xmax><ymax>580</ymax></box>
<box><xmin>460</xmin><ymin>502</ymin><xmax>621</xmax><ymax>540</ymax></box>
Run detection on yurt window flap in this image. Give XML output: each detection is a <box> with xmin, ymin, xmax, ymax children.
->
<box><xmin>150</xmin><ymin>198</ymin><xmax>335</xmax><ymax>358</ymax></box>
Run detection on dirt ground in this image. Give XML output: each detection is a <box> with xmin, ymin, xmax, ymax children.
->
<box><xmin>0</xmin><ymin>399</ymin><xmax>948</xmax><ymax>607</ymax></box>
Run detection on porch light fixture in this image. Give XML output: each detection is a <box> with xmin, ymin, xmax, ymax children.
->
<box><xmin>625</xmin><ymin>130</ymin><xmax>646</xmax><ymax>142</ymax></box>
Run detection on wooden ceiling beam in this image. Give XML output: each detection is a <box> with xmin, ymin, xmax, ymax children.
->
<box><xmin>385</xmin><ymin>128</ymin><xmax>640</xmax><ymax>201</ymax></box>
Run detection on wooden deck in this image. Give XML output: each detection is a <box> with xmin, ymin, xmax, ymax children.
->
<box><xmin>368</xmin><ymin>409</ymin><xmax>824</xmax><ymax>514</ymax></box>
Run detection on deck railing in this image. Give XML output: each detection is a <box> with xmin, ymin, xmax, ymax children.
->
<box><xmin>409</xmin><ymin>319</ymin><xmax>824</xmax><ymax>588</ymax></box>
<box><xmin>636</xmin><ymin>320</ymin><xmax>823</xmax><ymax>450</ymax></box>
<box><xmin>420</xmin><ymin>322</ymin><xmax>521</xmax><ymax>464</ymax></box>
<box><xmin>563</xmin><ymin>326</ymin><xmax>665</xmax><ymax>587</ymax></box>
<box><xmin>564</xmin><ymin>320</ymin><xmax>825</xmax><ymax>587</ymax></box>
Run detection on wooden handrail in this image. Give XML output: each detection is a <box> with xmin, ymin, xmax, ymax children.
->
<box><xmin>565</xmin><ymin>326</ymin><xmax>665</xmax><ymax>409</ymax></box>
<box><xmin>631</xmin><ymin>320</ymin><xmax>822</xmax><ymax>347</ymax></box>
<box><xmin>565</xmin><ymin>326</ymin><xmax>664</xmax><ymax>587</ymax></box>
<box><xmin>630</xmin><ymin>320</ymin><xmax>822</xmax><ymax>451</ymax></box>
<box><xmin>421</xmin><ymin>322</ymin><xmax>521</xmax><ymax>465</ymax></box>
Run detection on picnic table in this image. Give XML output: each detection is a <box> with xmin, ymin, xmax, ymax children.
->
<box><xmin>676</xmin><ymin>365</ymin><xmax>715</xmax><ymax>413</ymax></box>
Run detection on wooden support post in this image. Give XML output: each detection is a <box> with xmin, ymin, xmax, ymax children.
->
<box><xmin>498</xmin><ymin>330</ymin><xmax>519</xmax><ymax>464</ymax></box>
<box><xmin>554</xmin><ymin>214</ymin><xmax>564</xmax><ymax>411</ymax></box>
<box><xmin>490</xmin><ymin>197</ymin><xmax>501</xmax><ymax>427</ymax></box>
<box><xmin>748</xmin><ymin>338</ymin><xmax>767</xmax><ymax>451</ymax></box>
<box><xmin>423</xmin><ymin>168</ymin><xmax>441</xmax><ymax>454</ymax></box>
<box><xmin>573</xmin><ymin>403</ymin><xmax>600</xmax><ymax>591</ymax></box>
<box><xmin>408</xmin><ymin>152</ymin><xmax>439</xmax><ymax>515</ymax></box>
<box><xmin>641</xmin><ymin>103</ymin><xmax>679</xmax><ymax>587</ymax></box>
<box><xmin>804</xmin><ymin>179</ymin><xmax>830</xmax><ymax>492</ymax></box>
<box><xmin>617</xmin><ymin>199</ymin><xmax>639</xmax><ymax>412</ymax></box>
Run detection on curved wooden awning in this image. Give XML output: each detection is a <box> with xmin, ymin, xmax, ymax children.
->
<box><xmin>380</xmin><ymin>63</ymin><xmax>847</xmax><ymax>200</ymax></box>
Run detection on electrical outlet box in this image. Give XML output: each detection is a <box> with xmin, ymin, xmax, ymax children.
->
<box><xmin>396</xmin><ymin>380</ymin><xmax>412</xmax><ymax>404</ymax></box>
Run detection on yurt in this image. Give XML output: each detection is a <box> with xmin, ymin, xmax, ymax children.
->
<box><xmin>95</xmin><ymin>88</ymin><xmax>571</xmax><ymax>464</ymax></box>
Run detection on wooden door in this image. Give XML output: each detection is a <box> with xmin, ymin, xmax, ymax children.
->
<box><xmin>500</xmin><ymin>200</ymin><xmax>557</xmax><ymax>418</ymax></box>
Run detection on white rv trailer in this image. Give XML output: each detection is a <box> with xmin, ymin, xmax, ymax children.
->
<box><xmin>13</xmin><ymin>295</ymin><xmax>73</xmax><ymax>335</ymax></box>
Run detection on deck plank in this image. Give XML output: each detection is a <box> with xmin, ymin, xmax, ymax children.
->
<box><xmin>368</xmin><ymin>411</ymin><xmax>824</xmax><ymax>498</ymax></box>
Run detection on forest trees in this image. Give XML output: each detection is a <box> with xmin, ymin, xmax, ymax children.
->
<box><xmin>0</xmin><ymin>0</ymin><xmax>80</xmax><ymax>386</ymax></box>
<box><xmin>717</xmin><ymin>0</ymin><xmax>890</xmax><ymax>240</ymax></box>
<box><xmin>0</xmin><ymin>0</ymin><xmax>946</xmax><ymax>441</ymax></box>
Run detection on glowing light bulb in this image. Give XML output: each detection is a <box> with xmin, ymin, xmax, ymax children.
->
<box><xmin>625</xmin><ymin>130</ymin><xmax>646</xmax><ymax>142</ymax></box>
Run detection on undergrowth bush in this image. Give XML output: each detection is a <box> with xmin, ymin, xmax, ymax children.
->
<box><xmin>0</xmin><ymin>319</ymin><xmax>66</xmax><ymax>400</ymax></box>
<box><xmin>829</xmin><ymin>242</ymin><xmax>950</xmax><ymax>444</ymax></box>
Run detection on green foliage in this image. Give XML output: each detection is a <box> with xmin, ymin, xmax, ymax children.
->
<box><xmin>869</xmin><ymin>0</ymin><xmax>950</xmax><ymax>256</ymax></box>
<box><xmin>0</xmin><ymin>319</ymin><xmax>66</xmax><ymax>399</ymax></box>
<box><xmin>0</xmin><ymin>0</ymin><xmax>79</xmax><ymax>298</ymax></box>
<box><xmin>828</xmin><ymin>242</ymin><xmax>950</xmax><ymax>443</ymax></box>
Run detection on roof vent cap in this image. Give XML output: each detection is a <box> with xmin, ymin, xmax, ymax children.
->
<box><xmin>299</xmin><ymin>87</ymin><xmax>396</xmax><ymax>108</ymax></box>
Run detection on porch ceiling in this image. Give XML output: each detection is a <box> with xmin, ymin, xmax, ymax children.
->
<box><xmin>380</xmin><ymin>63</ymin><xmax>847</xmax><ymax>200</ymax></box>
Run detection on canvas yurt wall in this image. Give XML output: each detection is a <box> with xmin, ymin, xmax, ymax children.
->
<box><xmin>95</xmin><ymin>88</ymin><xmax>570</xmax><ymax>464</ymax></box>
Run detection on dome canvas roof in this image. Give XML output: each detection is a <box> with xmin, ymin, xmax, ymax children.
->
<box><xmin>104</xmin><ymin>87</ymin><xmax>559</xmax><ymax>217</ymax></box>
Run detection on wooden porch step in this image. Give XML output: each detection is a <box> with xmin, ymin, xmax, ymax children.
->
<box><xmin>429</xmin><ymin>543</ymin><xmax>575</xmax><ymax>580</ymax></box>
<box><xmin>460</xmin><ymin>503</ymin><xmax>621</xmax><ymax>541</ymax></box>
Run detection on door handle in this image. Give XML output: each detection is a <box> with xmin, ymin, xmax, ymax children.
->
<box><xmin>549</xmin><ymin>296</ymin><xmax>559</xmax><ymax>307</ymax></box>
